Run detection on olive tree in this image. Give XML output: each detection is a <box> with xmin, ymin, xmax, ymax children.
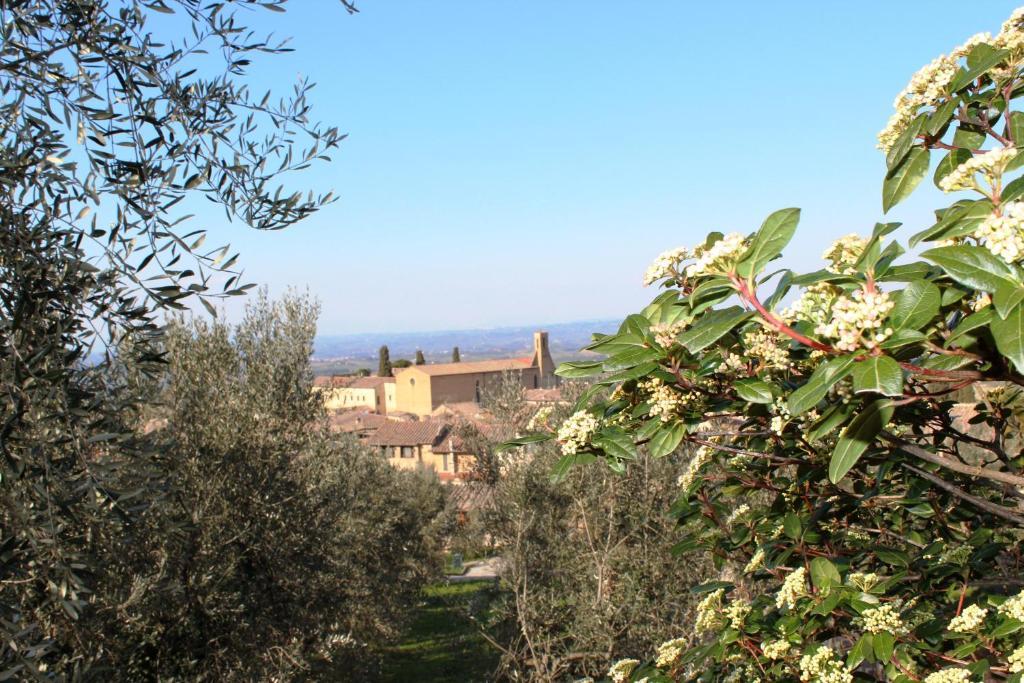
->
<box><xmin>509</xmin><ymin>10</ymin><xmax>1024</xmax><ymax>683</ymax></box>
<box><xmin>1</xmin><ymin>1</ymin><xmax>350</xmax><ymax>677</ymax></box>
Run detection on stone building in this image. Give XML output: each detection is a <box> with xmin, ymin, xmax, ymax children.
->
<box><xmin>393</xmin><ymin>331</ymin><xmax>557</xmax><ymax>416</ymax></box>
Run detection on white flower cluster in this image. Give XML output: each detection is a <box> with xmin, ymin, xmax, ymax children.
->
<box><xmin>655</xmin><ymin>637</ymin><xmax>687</xmax><ymax>669</ymax></box>
<box><xmin>923</xmin><ymin>669</ymin><xmax>974</xmax><ymax>683</ymax></box>
<box><xmin>652</xmin><ymin>319</ymin><xmax>689</xmax><ymax>348</ymax></box>
<box><xmin>677</xmin><ymin>445</ymin><xmax>713</xmax><ymax>491</ymax></box>
<box><xmin>948</xmin><ymin>604</ymin><xmax>988</xmax><ymax>633</ymax></box>
<box><xmin>526</xmin><ymin>405</ymin><xmax>554</xmax><ymax>432</ymax></box>
<box><xmin>784</xmin><ymin>283</ymin><xmax>839</xmax><ymax>329</ymax></box>
<box><xmin>716</xmin><ymin>350</ymin><xmax>747</xmax><ymax>373</ymax></box>
<box><xmin>823</xmin><ymin>234</ymin><xmax>869</xmax><ymax>275</ymax></box>
<box><xmin>608</xmin><ymin>658</ymin><xmax>640</xmax><ymax>683</ymax></box>
<box><xmin>861</xmin><ymin>603</ymin><xmax>906</xmax><ymax>635</ymax></box>
<box><xmin>847</xmin><ymin>572</ymin><xmax>882</xmax><ymax>591</ymax></box>
<box><xmin>1009</xmin><ymin>643</ymin><xmax>1024</xmax><ymax>674</ymax></box>
<box><xmin>770</xmin><ymin>397</ymin><xmax>791</xmax><ymax>435</ymax></box>
<box><xmin>744</xmin><ymin>548</ymin><xmax>765</xmax><ymax>574</ymax></box>
<box><xmin>695</xmin><ymin>588</ymin><xmax>725</xmax><ymax>634</ymax></box>
<box><xmin>814</xmin><ymin>287</ymin><xmax>895</xmax><ymax>352</ymax></box>
<box><xmin>723</xmin><ymin>597</ymin><xmax>751</xmax><ymax>627</ymax></box>
<box><xmin>998</xmin><ymin>589</ymin><xmax>1024</xmax><ymax>622</ymax></box>
<box><xmin>939</xmin><ymin>146</ymin><xmax>1018</xmax><ymax>193</ymax></box>
<box><xmin>976</xmin><ymin>201</ymin><xmax>1024</xmax><ymax>263</ymax></box>
<box><xmin>994</xmin><ymin>8</ymin><xmax>1024</xmax><ymax>52</ymax></box>
<box><xmin>798</xmin><ymin>646</ymin><xmax>853</xmax><ymax>683</ymax></box>
<box><xmin>878</xmin><ymin>52</ymin><xmax>959</xmax><ymax>152</ymax></box>
<box><xmin>776</xmin><ymin>567</ymin><xmax>808</xmax><ymax>610</ymax></box>
<box><xmin>744</xmin><ymin>327</ymin><xmax>792</xmax><ymax>371</ymax></box>
<box><xmin>877</xmin><ymin>29</ymin><xmax>1001</xmax><ymax>152</ymax></box>
<box><xmin>557</xmin><ymin>410</ymin><xmax>600</xmax><ymax>456</ymax></box>
<box><xmin>640</xmin><ymin>377</ymin><xmax>698</xmax><ymax>423</ymax></box>
<box><xmin>643</xmin><ymin>247</ymin><xmax>689</xmax><ymax>286</ymax></box>
<box><xmin>726</xmin><ymin>503</ymin><xmax>750</xmax><ymax>526</ymax></box>
<box><xmin>762</xmin><ymin>639</ymin><xmax>791</xmax><ymax>660</ymax></box>
<box><xmin>686</xmin><ymin>233</ymin><xmax>748</xmax><ymax>279</ymax></box>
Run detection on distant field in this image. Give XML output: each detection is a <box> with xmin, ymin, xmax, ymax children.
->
<box><xmin>310</xmin><ymin>319</ymin><xmax>616</xmax><ymax>376</ymax></box>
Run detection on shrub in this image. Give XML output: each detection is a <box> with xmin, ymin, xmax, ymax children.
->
<box><xmin>509</xmin><ymin>11</ymin><xmax>1024</xmax><ymax>683</ymax></box>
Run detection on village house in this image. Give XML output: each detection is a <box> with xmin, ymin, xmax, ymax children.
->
<box><xmin>366</xmin><ymin>420</ymin><xmax>476</xmax><ymax>482</ymax></box>
<box><xmin>393</xmin><ymin>331</ymin><xmax>558</xmax><ymax>416</ymax></box>
<box><xmin>313</xmin><ymin>375</ymin><xmax>396</xmax><ymax>414</ymax></box>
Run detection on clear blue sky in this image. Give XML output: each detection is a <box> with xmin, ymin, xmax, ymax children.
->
<box><xmin>209</xmin><ymin>1</ymin><xmax>1022</xmax><ymax>335</ymax></box>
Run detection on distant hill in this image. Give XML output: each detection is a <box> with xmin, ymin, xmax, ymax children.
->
<box><xmin>311</xmin><ymin>319</ymin><xmax>618</xmax><ymax>376</ymax></box>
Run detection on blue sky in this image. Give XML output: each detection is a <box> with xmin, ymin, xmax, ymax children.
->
<box><xmin>209</xmin><ymin>1</ymin><xmax>1022</xmax><ymax>335</ymax></box>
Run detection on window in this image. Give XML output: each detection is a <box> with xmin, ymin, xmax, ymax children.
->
<box><xmin>400</xmin><ymin>446</ymin><xmax>414</xmax><ymax>459</ymax></box>
<box><xmin>442</xmin><ymin>453</ymin><xmax>450</xmax><ymax>471</ymax></box>
<box><xmin>533</xmin><ymin>374</ymin><xmax>538</xmax><ymax>389</ymax></box>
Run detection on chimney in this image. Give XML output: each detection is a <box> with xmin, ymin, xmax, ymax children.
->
<box><xmin>533</xmin><ymin>331</ymin><xmax>556</xmax><ymax>386</ymax></box>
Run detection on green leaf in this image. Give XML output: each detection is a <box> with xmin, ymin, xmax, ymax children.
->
<box><xmin>890</xmin><ymin>280</ymin><xmax>940</xmax><ymax>330</ymax></box>
<box><xmin>847</xmin><ymin>634</ymin><xmax>872</xmax><ymax>669</ymax></box>
<box><xmin>496</xmin><ymin>433</ymin><xmax>554</xmax><ymax>452</ymax></box>
<box><xmin>678</xmin><ymin>306</ymin><xmax>752</xmax><ymax>354</ymax></box>
<box><xmin>549</xmin><ymin>455</ymin><xmax>576</xmax><ymax>483</ymax></box>
<box><xmin>883</xmin><ymin>147</ymin><xmax>929</xmax><ymax>213</ymax></box>
<box><xmin>1009</xmin><ymin>111</ymin><xmax>1024</xmax><ymax>148</ymax></box>
<box><xmin>945</xmin><ymin>307</ymin><xmax>994</xmax><ymax>347</ymax></box>
<box><xmin>556</xmin><ymin>360</ymin><xmax>604</xmax><ymax>378</ymax></box>
<box><xmin>993</xmin><ymin>282</ymin><xmax>1024</xmax><ymax>320</ymax></box>
<box><xmin>648</xmin><ymin>421</ymin><xmax>687</xmax><ymax>458</ymax></box>
<box><xmin>783</xmin><ymin>511</ymin><xmax>802</xmax><ymax>540</ymax></box>
<box><xmin>886</xmin><ymin>114</ymin><xmax>925</xmax><ymax>171</ymax></box>
<box><xmin>991</xmin><ymin>303</ymin><xmax>1024</xmax><ymax>374</ymax></box>
<box><xmin>829</xmin><ymin>399</ymin><xmax>895</xmax><ymax>483</ymax></box>
<box><xmin>852</xmin><ymin>356</ymin><xmax>904</xmax><ymax>397</ymax></box>
<box><xmin>602</xmin><ymin>346</ymin><xmax>662</xmax><ymax>372</ymax></box>
<box><xmin>787</xmin><ymin>355</ymin><xmax>857</xmax><ymax>415</ymax></box>
<box><xmin>733</xmin><ymin>378</ymin><xmax>776</xmax><ymax>404</ymax></box>
<box><xmin>736</xmin><ymin>208</ymin><xmax>801</xmax><ymax>279</ymax></box>
<box><xmin>810</xmin><ymin>557</ymin><xmax>842</xmax><ymax>590</ymax></box>
<box><xmin>933</xmin><ymin>148</ymin><xmax>973</xmax><ymax>190</ymax></box>
<box><xmin>921</xmin><ymin>244</ymin><xmax>1018</xmax><ymax>293</ymax></box>
<box><xmin>592</xmin><ymin>427</ymin><xmax>637</xmax><ymax>461</ymax></box>
<box><xmin>873</xmin><ymin>631</ymin><xmax>895</xmax><ymax>663</ymax></box>
<box><xmin>950</xmin><ymin>44</ymin><xmax>1010</xmax><ymax>91</ymax></box>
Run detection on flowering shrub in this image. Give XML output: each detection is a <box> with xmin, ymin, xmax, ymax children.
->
<box><xmin>507</xmin><ymin>9</ymin><xmax>1024</xmax><ymax>682</ymax></box>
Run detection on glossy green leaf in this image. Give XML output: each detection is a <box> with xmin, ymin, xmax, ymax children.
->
<box><xmin>678</xmin><ymin>306</ymin><xmax>752</xmax><ymax>353</ymax></box>
<box><xmin>890</xmin><ymin>280</ymin><xmax>940</xmax><ymax>330</ymax></box>
<box><xmin>921</xmin><ymin>244</ymin><xmax>1018</xmax><ymax>293</ymax></box>
<box><xmin>556</xmin><ymin>360</ymin><xmax>604</xmax><ymax>378</ymax></box>
<box><xmin>883</xmin><ymin>147</ymin><xmax>929</xmax><ymax>213</ymax></box>
<box><xmin>852</xmin><ymin>356</ymin><xmax>904</xmax><ymax>397</ymax></box>
<box><xmin>829</xmin><ymin>399</ymin><xmax>895</xmax><ymax>483</ymax></box>
<box><xmin>991</xmin><ymin>304</ymin><xmax>1024</xmax><ymax>374</ymax></box>
<box><xmin>733</xmin><ymin>378</ymin><xmax>776</xmax><ymax>404</ymax></box>
<box><xmin>810</xmin><ymin>557</ymin><xmax>842</xmax><ymax>590</ymax></box>
<box><xmin>788</xmin><ymin>355</ymin><xmax>857</xmax><ymax>415</ymax></box>
<box><xmin>648</xmin><ymin>421</ymin><xmax>688</xmax><ymax>458</ymax></box>
<box><xmin>736</xmin><ymin>208</ymin><xmax>801</xmax><ymax>279</ymax></box>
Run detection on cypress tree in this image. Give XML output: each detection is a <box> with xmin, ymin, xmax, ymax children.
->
<box><xmin>452</xmin><ymin>346</ymin><xmax>461</xmax><ymax>363</ymax></box>
<box><xmin>379</xmin><ymin>345</ymin><xmax>392</xmax><ymax>377</ymax></box>
<box><xmin>415</xmin><ymin>350</ymin><xmax>426</xmax><ymax>365</ymax></box>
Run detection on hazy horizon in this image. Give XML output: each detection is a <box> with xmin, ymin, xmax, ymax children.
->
<box><xmin>188</xmin><ymin>1</ymin><xmax>1021</xmax><ymax>335</ymax></box>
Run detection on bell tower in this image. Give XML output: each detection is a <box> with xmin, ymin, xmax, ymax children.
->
<box><xmin>532</xmin><ymin>331</ymin><xmax>557</xmax><ymax>388</ymax></box>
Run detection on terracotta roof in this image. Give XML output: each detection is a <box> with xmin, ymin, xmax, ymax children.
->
<box><xmin>366</xmin><ymin>420</ymin><xmax>449</xmax><ymax>447</ymax></box>
<box><xmin>395</xmin><ymin>357</ymin><xmax>533</xmax><ymax>377</ymax></box>
<box><xmin>313</xmin><ymin>375</ymin><xmax>354</xmax><ymax>388</ymax></box>
<box><xmin>347</xmin><ymin>375</ymin><xmax>395</xmax><ymax>389</ymax></box>
<box><xmin>329</xmin><ymin>411</ymin><xmax>389</xmax><ymax>433</ymax></box>
<box><xmin>524</xmin><ymin>387</ymin><xmax>563</xmax><ymax>403</ymax></box>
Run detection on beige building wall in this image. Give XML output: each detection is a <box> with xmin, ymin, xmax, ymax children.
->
<box><xmin>394</xmin><ymin>369</ymin><xmax>434</xmax><ymax>416</ymax></box>
<box><xmin>319</xmin><ymin>386</ymin><xmax>377</xmax><ymax>412</ymax></box>
<box><xmin>383</xmin><ymin>382</ymin><xmax>397</xmax><ymax>413</ymax></box>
